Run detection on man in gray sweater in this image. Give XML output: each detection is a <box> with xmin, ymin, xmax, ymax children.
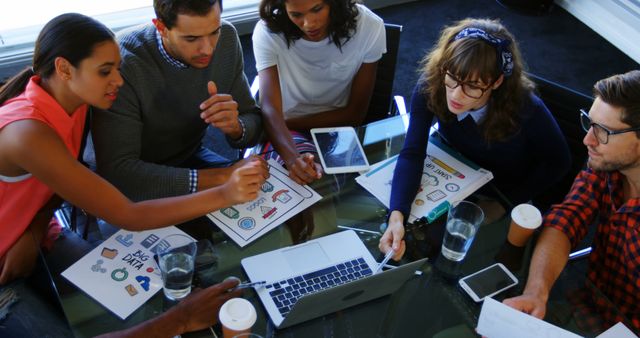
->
<box><xmin>93</xmin><ymin>0</ymin><xmax>265</xmax><ymax>201</ymax></box>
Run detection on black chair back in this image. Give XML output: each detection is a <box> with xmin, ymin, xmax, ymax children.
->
<box><xmin>364</xmin><ymin>23</ymin><xmax>403</xmax><ymax>124</ymax></box>
<box><xmin>528</xmin><ymin>73</ymin><xmax>592</xmax><ymax>210</ymax></box>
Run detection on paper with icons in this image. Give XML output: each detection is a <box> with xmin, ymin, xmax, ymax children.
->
<box><xmin>207</xmin><ymin>159</ymin><xmax>322</xmax><ymax>247</ymax></box>
<box><xmin>356</xmin><ymin>137</ymin><xmax>493</xmax><ymax>223</ymax></box>
<box><xmin>62</xmin><ymin>226</ymin><xmax>191</xmax><ymax>319</ymax></box>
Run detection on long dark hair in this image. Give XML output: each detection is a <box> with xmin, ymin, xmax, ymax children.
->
<box><xmin>154</xmin><ymin>0</ymin><xmax>222</xmax><ymax>29</ymax></box>
<box><xmin>422</xmin><ymin>18</ymin><xmax>534</xmax><ymax>142</ymax></box>
<box><xmin>0</xmin><ymin>13</ymin><xmax>114</xmax><ymax>106</ymax></box>
<box><xmin>259</xmin><ymin>0</ymin><xmax>359</xmax><ymax>49</ymax></box>
<box><xmin>594</xmin><ymin>70</ymin><xmax>640</xmax><ymax>137</ymax></box>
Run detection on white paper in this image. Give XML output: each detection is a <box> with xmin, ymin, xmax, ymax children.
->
<box><xmin>207</xmin><ymin>159</ymin><xmax>322</xmax><ymax>247</ymax></box>
<box><xmin>62</xmin><ymin>226</ymin><xmax>190</xmax><ymax>319</ymax></box>
<box><xmin>596</xmin><ymin>322</ymin><xmax>638</xmax><ymax>338</ymax></box>
<box><xmin>476</xmin><ymin>298</ymin><xmax>582</xmax><ymax>338</ymax></box>
<box><xmin>356</xmin><ymin>141</ymin><xmax>493</xmax><ymax>222</ymax></box>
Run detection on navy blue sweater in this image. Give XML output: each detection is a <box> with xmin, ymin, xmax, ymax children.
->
<box><xmin>389</xmin><ymin>83</ymin><xmax>571</xmax><ymax>219</ymax></box>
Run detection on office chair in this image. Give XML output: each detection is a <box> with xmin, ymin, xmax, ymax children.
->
<box><xmin>54</xmin><ymin>109</ymin><xmax>98</xmax><ymax>240</ymax></box>
<box><xmin>527</xmin><ymin>73</ymin><xmax>593</xmax><ymax>261</ymax></box>
<box><xmin>364</xmin><ymin>23</ymin><xmax>403</xmax><ymax>124</ymax></box>
<box><xmin>528</xmin><ymin>73</ymin><xmax>592</xmax><ymax>211</ymax></box>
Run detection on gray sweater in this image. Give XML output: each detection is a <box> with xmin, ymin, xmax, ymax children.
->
<box><xmin>92</xmin><ymin>22</ymin><xmax>262</xmax><ymax>201</ymax></box>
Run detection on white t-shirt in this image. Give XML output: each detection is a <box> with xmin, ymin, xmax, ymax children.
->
<box><xmin>252</xmin><ymin>4</ymin><xmax>386</xmax><ymax>118</ymax></box>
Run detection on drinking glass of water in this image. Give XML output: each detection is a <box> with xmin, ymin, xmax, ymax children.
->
<box><xmin>441</xmin><ymin>201</ymin><xmax>484</xmax><ymax>262</ymax></box>
<box><xmin>157</xmin><ymin>234</ymin><xmax>197</xmax><ymax>300</ymax></box>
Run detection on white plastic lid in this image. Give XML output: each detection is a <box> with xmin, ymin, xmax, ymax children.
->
<box><xmin>219</xmin><ymin>298</ymin><xmax>257</xmax><ymax>331</ymax></box>
<box><xmin>510</xmin><ymin>203</ymin><xmax>542</xmax><ymax>229</ymax></box>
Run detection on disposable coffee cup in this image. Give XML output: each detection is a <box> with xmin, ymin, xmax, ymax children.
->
<box><xmin>507</xmin><ymin>203</ymin><xmax>542</xmax><ymax>247</ymax></box>
<box><xmin>219</xmin><ymin>298</ymin><xmax>257</xmax><ymax>338</ymax></box>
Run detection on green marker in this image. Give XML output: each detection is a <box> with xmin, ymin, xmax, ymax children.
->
<box><xmin>426</xmin><ymin>200</ymin><xmax>450</xmax><ymax>223</ymax></box>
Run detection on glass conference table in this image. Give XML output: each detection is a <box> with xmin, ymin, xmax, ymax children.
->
<box><xmin>44</xmin><ymin>115</ymin><xmax>632</xmax><ymax>337</ymax></box>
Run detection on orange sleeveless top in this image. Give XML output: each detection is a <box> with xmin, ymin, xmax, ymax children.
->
<box><xmin>0</xmin><ymin>76</ymin><xmax>87</xmax><ymax>258</ymax></box>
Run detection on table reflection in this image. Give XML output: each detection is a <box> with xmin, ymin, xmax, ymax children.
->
<box><xmin>38</xmin><ymin>115</ymin><xmax>630</xmax><ymax>337</ymax></box>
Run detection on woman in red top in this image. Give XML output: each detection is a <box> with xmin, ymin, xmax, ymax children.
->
<box><xmin>0</xmin><ymin>13</ymin><xmax>268</xmax><ymax>285</ymax></box>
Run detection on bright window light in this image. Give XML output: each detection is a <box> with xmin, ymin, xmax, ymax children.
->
<box><xmin>0</xmin><ymin>1</ymin><xmax>150</xmax><ymax>32</ymax></box>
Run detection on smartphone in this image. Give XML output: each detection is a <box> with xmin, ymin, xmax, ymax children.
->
<box><xmin>458</xmin><ymin>263</ymin><xmax>518</xmax><ymax>302</ymax></box>
<box><xmin>310</xmin><ymin>126</ymin><xmax>370</xmax><ymax>174</ymax></box>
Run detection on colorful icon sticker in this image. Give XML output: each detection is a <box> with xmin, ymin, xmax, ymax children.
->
<box><xmin>101</xmin><ymin>247</ymin><xmax>118</xmax><ymax>259</ymax></box>
<box><xmin>261</xmin><ymin>181</ymin><xmax>274</xmax><ymax>193</ymax></box>
<box><xmin>427</xmin><ymin>189</ymin><xmax>446</xmax><ymax>202</ymax></box>
<box><xmin>272</xmin><ymin>189</ymin><xmax>292</xmax><ymax>203</ymax></box>
<box><xmin>150</xmin><ymin>239</ymin><xmax>171</xmax><ymax>255</ymax></box>
<box><xmin>140</xmin><ymin>234</ymin><xmax>160</xmax><ymax>248</ymax></box>
<box><xmin>422</xmin><ymin>172</ymin><xmax>439</xmax><ymax>186</ymax></box>
<box><xmin>445</xmin><ymin>183</ymin><xmax>460</xmax><ymax>192</ymax></box>
<box><xmin>111</xmin><ymin>267</ymin><xmax>129</xmax><ymax>282</ymax></box>
<box><xmin>260</xmin><ymin>206</ymin><xmax>277</xmax><ymax>219</ymax></box>
<box><xmin>91</xmin><ymin>259</ymin><xmax>107</xmax><ymax>273</ymax></box>
<box><xmin>221</xmin><ymin>207</ymin><xmax>240</xmax><ymax>219</ymax></box>
<box><xmin>116</xmin><ymin>233</ymin><xmax>134</xmax><ymax>247</ymax></box>
<box><xmin>125</xmin><ymin>284</ymin><xmax>138</xmax><ymax>296</ymax></box>
<box><xmin>135</xmin><ymin>276</ymin><xmax>151</xmax><ymax>291</ymax></box>
<box><xmin>238</xmin><ymin>217</ymin><xmax>256</xmax><ymax>230</ymax></box>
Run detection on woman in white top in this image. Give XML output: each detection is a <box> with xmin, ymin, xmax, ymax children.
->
<box><xmin>254</xmin><ymin>0</ymin><xmax>386</xmax><ymax>184</ymax></box>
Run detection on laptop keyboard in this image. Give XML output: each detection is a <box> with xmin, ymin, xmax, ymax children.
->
<box><xmin>266</xmin><ymin>257</ymin><xmax>373</xmax><ymax>316</ymax></box>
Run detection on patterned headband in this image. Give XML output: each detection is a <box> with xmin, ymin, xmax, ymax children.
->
<box><xmin>453</xmin><ymin>27</ymin><xmax>514</xmax><ymax>77</ymax></box>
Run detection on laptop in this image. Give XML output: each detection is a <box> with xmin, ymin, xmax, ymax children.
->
<box><xmin>241</xmin><ymin>230</ymin><xmax>427</xmax><ymax>328</ymax></box>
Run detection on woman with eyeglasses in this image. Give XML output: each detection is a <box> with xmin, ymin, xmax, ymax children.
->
<box><xmin>379</xmin><ymin>18</ymin><xmax>570</xmax><ymax>260</ymax></box>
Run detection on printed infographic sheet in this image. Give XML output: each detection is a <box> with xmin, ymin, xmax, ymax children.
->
<box><xmin>62</xmin><ymin>226</ymin><xmax>190</xmax><ymax>319</ymax></box>
<box><xmin>207</xmin><ymin>159</ymin><xmax>322</xmax><ymax>247</ymax></box>
<box><xmin>356</xmin><ymin>142</ymin><xmax>493</xmax><ymax>222</ymax></box>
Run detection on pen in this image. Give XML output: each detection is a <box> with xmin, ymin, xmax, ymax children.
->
<box><xmin>234</xmin><ymin>280</ymin><xmax>267</xmax><ymax>290</ymax></box>
<box><xmin>376</xmin><ymin>249</ymin><xmax>395</xmax><ymax>274</ymax></box>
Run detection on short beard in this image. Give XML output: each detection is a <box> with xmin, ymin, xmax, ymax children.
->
<box><xmin>588</xmin><ymin>157</ymin><xmax>639</xmax><ymax>172</ymax></box>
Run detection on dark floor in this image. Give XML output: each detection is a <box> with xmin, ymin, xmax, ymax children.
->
<box><xmin>240</xmin><ymin>0</ymin><xmax>639</xmax><ymax>102</ymax></box>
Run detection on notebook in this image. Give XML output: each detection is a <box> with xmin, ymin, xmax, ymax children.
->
<box><xmin>241</xmin><ymin>230</ymin><xmax>427</xmax><ymax>328</ymax></box>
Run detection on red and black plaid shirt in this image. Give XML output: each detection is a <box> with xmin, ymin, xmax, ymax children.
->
<box><xmin>545</xmin><ymin>169</ymin><xmax>640</xmax><ymax>332</ymax></box>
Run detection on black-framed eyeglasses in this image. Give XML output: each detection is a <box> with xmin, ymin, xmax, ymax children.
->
<box><xmin>579</xmin><ymin>109</ymin><xmax>640</xmax><ymax>144</ymax></box>
<box><xmin>443</xmin><ymin>71</ymin><xmax>494</xmax><ymax>99</ymax></box>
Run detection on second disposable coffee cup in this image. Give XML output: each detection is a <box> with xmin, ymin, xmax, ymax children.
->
<box><xmin>507</xmin><ymin>203</ymin><xmax>542</xmax><ymax>247</ymax></box>
<box><xmin>219</xmin><ymin>298</ymin><xmax>257</xmax><ymax>338</ymax></box>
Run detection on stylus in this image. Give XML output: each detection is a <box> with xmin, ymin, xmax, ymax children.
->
<box><xmin>376</xmin><ymin>249</ymin><xmax>395</xmax><ymax>274</ymax></box>
<box><xmin>233</xmin><ymin>280</ymin><xmax>267</xmax><ymax>290</ymax></box>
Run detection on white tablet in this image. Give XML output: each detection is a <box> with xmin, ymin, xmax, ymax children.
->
<box><xmin>310</xmin><ymin>127</ymin><xmax>370</xmax><ymax>174</ymax></box>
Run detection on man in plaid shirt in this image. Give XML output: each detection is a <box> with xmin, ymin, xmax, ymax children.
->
<box><xmin>504</xmin><ymin>70</ymin><xmax>640</xmax><ymax>333</ymax></box>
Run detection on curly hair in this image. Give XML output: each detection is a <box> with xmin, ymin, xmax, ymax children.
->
<box><xmin>154</xmin><ymin>0</ymin><xmax>222</xmax><ymax>29</ymax></box>
<box><xmin>594</xmin><ymin>70</ymin><xmax>640</xmax><ymax>138</ymax></box>
<box><xmin>420</xmin><ymin>18</ymin><xmax>535</xmax><ymax>142</ymax></box>
<box><xmin>259</xmin><ymin>0</ymin><xmax>359</xmax><ymax>49</ymax></box>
